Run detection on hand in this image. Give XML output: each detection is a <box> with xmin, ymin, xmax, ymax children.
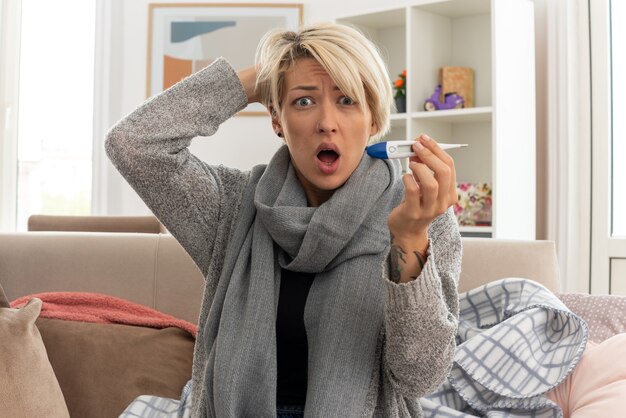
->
<box><xmin>387</xmin><ymin>134</ymin><xmax>458</xmax><ymax>282</ymax></box>
<box><xmin>237</xmin><ymin>66</ymin><xmax>261</xmax><ymax>104</ymax></box>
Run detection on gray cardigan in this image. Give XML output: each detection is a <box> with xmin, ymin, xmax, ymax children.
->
<box><xmin>105</xmin><ymin>58</ymin><xmax>461</xmax><ymax>417</ymax></box>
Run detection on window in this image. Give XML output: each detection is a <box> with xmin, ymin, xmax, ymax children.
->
<box><xmin>611</xmin><ymin>0</ymin><xmax>625</xmax><ymax>236</ymax></box>
<box><xmin>590</xmin><ymin>0</ymin><xmax>626</xmax><ymax>293</ymax></box>
<box><xmin>15</xmin><ymin>0</ymin><xmax>96</xmax><ymax>230</ymax></box>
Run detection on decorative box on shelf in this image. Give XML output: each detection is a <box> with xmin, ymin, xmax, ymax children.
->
<box><xmin>440</xmin><ymin>66</ymin><xmax>474</xmax><ymax>108</ymax></box>
<box><xmin>454</xmin><ymin>182</ymin><xmax>492</xmax><ymax>227</ymax></box>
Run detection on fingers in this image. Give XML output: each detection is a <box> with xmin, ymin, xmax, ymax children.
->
<box><xmin>403</xmin><ymin>161</ymin><xmax>438</xmax><ymax>212</ymax></box>
<box><xmin>401</xmin><ymin>171</ymin><xmax>420</xmax><ymax>209</ymax></box>
<box><xmin>412</xmin><ymin>142</ymin><xmax>450</xmax><ymax>203</ymax></box>
<box><xmin>396</xmin><ymin>135</ymin><xmax>458</xmax><ymax>233</ymax></box>
<box><xmin>418</xmin><ymin>134</ymin><xmax>456</xmax><ymax>168</ymax></box>
<box><xmin>411</xmin><ymin>133</ymin><xmax>459</xmax><ymax>209</ymax></box>
<box><xmin>237</xmin><ymin>66</ymin><xmax>260</xmax><ymax>103</ymax></box>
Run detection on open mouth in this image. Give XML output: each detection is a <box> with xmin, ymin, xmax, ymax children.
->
<box><xmin>317</xmin><ymin>149</ymin><xmax>340</xmax><ymax>165</ymax></box>
<box><xmin>315</xmin><ymin>145</ymin><xmax>341</xmax><ymax>175</ymax></box>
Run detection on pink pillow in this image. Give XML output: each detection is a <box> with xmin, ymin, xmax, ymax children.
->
<box><xmin>545</xmin><ymin>333</ymin><xmax>626</xmax><ymax>417</ymax></box>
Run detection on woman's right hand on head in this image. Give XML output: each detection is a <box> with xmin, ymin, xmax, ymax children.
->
<box><xmin>237</xmin><ymin>66</ymin><xmax>261</xmax><ymax>104</ymax></box>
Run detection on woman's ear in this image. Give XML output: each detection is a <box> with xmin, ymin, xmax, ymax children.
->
<box><xmin>369</xmin><ymin>120</ymin><xmax>379</xmax><ymax>137</ymax></box>
<box><xmin>270</xmin><ymin>106</ymin><xmax>284</xmax><ymax>138</ymax></box>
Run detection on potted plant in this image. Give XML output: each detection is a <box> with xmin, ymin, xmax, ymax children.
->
<box><xmin>393</xmin><ymin>70</ymin><xmax>407</xmax><ymax>113</ymax></box>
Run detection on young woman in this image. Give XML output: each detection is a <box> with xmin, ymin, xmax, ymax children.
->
<box><xmin>106</xmin><ymin>22</ymin><xmax>461</xmax><ymax>417</ymax></box>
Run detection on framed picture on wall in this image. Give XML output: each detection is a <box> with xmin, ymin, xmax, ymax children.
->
<box><xmin>147</xmin><ymin>3</ymin><xmax>303</xmax><ymax>116</ymax></box>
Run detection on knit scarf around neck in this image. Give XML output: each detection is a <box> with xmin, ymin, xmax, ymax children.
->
<box><xmin>203</xmin><ymin>145</ymin><xmax>403</xmax><ymax>417</ymax></box>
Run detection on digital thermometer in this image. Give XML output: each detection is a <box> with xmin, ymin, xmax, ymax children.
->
<box><xmin>366</xmin><ymin>140</ymin><xmax>468</xmax><ymax>159</ymax></box>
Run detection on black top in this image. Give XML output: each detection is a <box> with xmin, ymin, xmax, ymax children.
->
<box><xmin>276</xmin><ymin>268</ymin><xmax>316</xmax><ymax>405</ymax></box>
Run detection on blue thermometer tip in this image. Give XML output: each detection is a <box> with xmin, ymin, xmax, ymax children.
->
<box><xmin>366</xmin><ymin>142</ymin><xmax>388</xmax><ymax>159</ymax></box>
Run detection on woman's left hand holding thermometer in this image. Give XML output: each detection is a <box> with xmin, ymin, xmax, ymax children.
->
<box><xmin>386</xmin><ymin>134</ymin><xmax>458</xmax><ymax>283</ymax></box>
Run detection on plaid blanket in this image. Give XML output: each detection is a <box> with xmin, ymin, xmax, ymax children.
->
<box><xmin>422</xmin><ymin>278</ymin><xmax>588</xmax><ymax>417</ymax></box>
<box><xmin>119</xmin><ymin>380</ymin><xmax>192</xmax><ymax>418</ymax></box>
<box><xmin>119</xmin><ymin>278</ymin><xmax>587</xmax><ymax>418</ymax></box>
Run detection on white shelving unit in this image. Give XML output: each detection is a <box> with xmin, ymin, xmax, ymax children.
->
<box><xmin>337</xmin><ymin>0</ymin><xmax>536</xmax><ymax>239</ymax></box>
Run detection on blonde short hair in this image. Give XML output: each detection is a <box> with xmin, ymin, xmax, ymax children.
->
<box><xmin>255</xmin><ymin>22</ymin><xmax>392</xmax><ymax>142</ymax></box>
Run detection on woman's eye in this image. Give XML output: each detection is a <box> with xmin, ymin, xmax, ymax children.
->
<box><xmin>339</xmin><ymin>96</ymin><xmax>356</xmax><ymax>105</ymax></box>
<box><xmin>295</xmin><ymin>97</ymin><xmax>313</xmax><ymax>106</ymax></box>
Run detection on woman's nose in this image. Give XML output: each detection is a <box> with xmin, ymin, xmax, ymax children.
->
<box><xmin>316</xmin><ymin>104</ymin><xmax>338</xmax><ymax>134</ymax></box>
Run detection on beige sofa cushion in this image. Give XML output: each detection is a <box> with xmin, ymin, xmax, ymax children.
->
<box><xmin>0</xmin><ymin>287</ymin><xmax>69</xmax><ymax>417</ymax></box>
<box><xmin>36</xmin><ymin>318</ymin><xmax>194</xmax><ymax>418</ymax></box>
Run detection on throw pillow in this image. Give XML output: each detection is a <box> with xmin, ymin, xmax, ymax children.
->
<box><xmin>546</xmin><ymin>333</ymin><xmax>626</xmax><ymax>416</ymax></box>
<box><xmin>36</xmin><ymin>317</ymin><xmax>194</xmax><ymax>418</ymax></box>
<box><xmin>0</xmin><ymin>286</ymin><xmax>70</xmax><ymax>417</ymax></box>
<box><xmin>557</xmin><ymin>293</ymin><xmax>626</xmax><ymax>342</ymax></box>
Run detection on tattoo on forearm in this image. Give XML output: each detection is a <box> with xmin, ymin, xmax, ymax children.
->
<box><xmin>390</xmin><ymin>243</ymin><xmax>407</xmax><ymax>284</ymax></box>
<box><xmin>414</xmin><ymin>251</ymin><xmax>427</xmax><ymax>270</ymax></box>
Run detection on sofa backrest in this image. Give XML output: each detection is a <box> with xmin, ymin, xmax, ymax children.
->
<box><xmin>458</xmin><ymin>238</ymin><xmax>559</xmax><ymax>293</ymax></box>
<box><xmin>0</xmin><ymin>232</ymin><xmax>203</xmax><ymax>323</ymax></box>
<box><xmin>28</xmin><ymin>215</ymin><xmax>167</xmax><ymax>233</ymax></box>
<box><xmin>0</xmin><ymin>232</ymin><xmax>559</xmax><ymax>323</ymax></box>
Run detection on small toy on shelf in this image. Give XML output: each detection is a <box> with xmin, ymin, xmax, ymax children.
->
<box><xmin>424</xmin><ymin>85</ymin><xmax>464</xmax><ymax>111</ymax></box>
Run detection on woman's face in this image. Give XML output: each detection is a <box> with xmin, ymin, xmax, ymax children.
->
<box><xmin>272</xmin><ymin>58</ymin><xmax>378</xmax><ymax>207</ymax></box>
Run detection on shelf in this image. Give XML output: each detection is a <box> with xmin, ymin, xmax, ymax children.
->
<box><xmin>410</xmin><ymin>107</ymin><xmax>492</xmax><ymax>123</ymax></box>
<box><xmin>459</xmin><ymin>226</ymin><xmax>493</xmax><ymax>233</ymax></box>
<box><xmin>336</xmin><ymin>8</ymin><xmax>405</xmax><ymax>28</ymax></box>
<box><xmin>416</xmin><ymin>0</ymin><xmax>490</xmax><ymax>19</ymax></box>
<box><xmin>337</xmin><ymin>0</ymin><xmax>536</xmax><ymax>240</ymax></box>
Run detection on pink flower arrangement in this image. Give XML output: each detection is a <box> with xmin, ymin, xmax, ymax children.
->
<box><xmin>454</xmin><ymin>182</ymin><xmax>492</xmax><ymax>226</ymax></box>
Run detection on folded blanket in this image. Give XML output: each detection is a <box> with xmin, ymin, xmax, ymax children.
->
<box><xmin>422</xmin><ymin>278</ymin><xmax>588</xmax><ymax>418</ymax></box>
<box><xmin>11</xmin><ymin>292</ymin><xmax>197</xmax><ymax>338</ymax></box>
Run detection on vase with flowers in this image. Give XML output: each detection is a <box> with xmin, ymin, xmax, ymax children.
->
<box><xmin>393</xmin><ymin>70</ymin><xmax>407</xmax><ymax>113</ymax></box>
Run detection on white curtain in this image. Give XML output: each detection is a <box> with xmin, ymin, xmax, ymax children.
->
<box><xmin>535</xmin><ymin>0</ymin><xmax>591</xmax><ymax>292</ymax></box>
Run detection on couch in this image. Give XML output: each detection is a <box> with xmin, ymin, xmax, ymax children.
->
<box><xmin>1</xmin><ymin>232</ymin><xmax>623</xmax><ymax>417</ymax></box>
